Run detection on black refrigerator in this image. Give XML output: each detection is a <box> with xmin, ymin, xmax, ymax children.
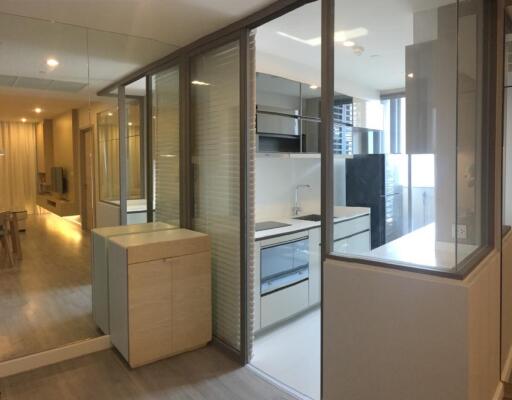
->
<box><xmin>346</xmin><ymin>154</ymin><xmax>406</xmax><ymax>249</ymax></box>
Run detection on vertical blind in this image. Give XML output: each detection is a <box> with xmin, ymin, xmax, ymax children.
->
<box><xmin>191</xmin><ymin>40</ymin><xmax>241</xmax><ymax>350</ymax></box>
<box><xmin>153</xmin><ymin>67</ymin><xmax>180</xmax><ymax>226</ymax></box>
<box><xmin>247</xmin><ymin>31</ymin><xmax>257</xmax><ymax>359</ymax></box>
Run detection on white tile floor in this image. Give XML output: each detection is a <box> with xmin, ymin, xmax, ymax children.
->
<box><xmin>251</xmin><ymin>307</ymin><xmax>321</xmax><ymax>400</ymax></box>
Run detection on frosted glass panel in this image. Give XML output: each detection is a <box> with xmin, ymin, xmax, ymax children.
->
<box><xmin>152</xmin><ymin>66</ymin><xmax>180</xmax><ymax>226</ymax></box>
<box><xmin>191</xmin><ymin>41</ymin><xmax>240</xmax><ymax>350</ymax></box>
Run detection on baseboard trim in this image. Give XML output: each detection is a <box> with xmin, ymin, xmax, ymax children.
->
<box><xmin>0</xmin><ymin>335</ymin><xmax>112</xmax><ymax>378</ymax></box>
<box><xmin>494</xmin><ymin>381</ymin><xmax>505</xmax><ymax>400</ymax></box>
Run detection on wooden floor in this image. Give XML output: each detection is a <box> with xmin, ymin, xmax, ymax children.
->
<box><xmin>0</xmin><ymin>213</ymin><xmax>100</xmax><ymax>362</ymax></box>
<box><xmin>0</xmin><ymin>345</ymin><xmax>295</xmax><ymax>400</ymax></box>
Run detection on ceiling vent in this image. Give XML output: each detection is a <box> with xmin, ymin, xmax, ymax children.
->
<box><xmin>0</xmin><ymin>74</ymin><xmax>87</xmax><ymax>93</ymax></box>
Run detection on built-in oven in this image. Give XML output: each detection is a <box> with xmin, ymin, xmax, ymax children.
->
<box><xmin>260</xmin><ymin>236</ymin><xmax>309</xmax><ymax>295</ymax></box>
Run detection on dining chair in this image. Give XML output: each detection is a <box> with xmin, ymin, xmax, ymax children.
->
<box><xmin>0</xmin><ymin>212</ymin><xmax>15</xmax><ymax>268</ymax></box>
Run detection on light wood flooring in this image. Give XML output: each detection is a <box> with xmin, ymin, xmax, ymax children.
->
<box><xmin>0</xmin><ymin>213</ymin><xmax>100</xmax><ymax>362</ymax></box>
<box><xmin>0</xmin><ymin>345</ymin><xmax>295</xmax><ymax>400</ymax></box>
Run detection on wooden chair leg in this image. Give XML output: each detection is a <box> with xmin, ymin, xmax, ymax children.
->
<box><xmin>0</xmin><ymin>234</ymin><xmax>14</xmax><ymax>268</ymax></box>
<box><xmin>9</xmin><ymin>217</ymin><xmax>22</xmax><ymax>261</ymax></box>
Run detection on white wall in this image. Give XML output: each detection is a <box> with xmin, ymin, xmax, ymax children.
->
<box><xmin>256</xmin><ymin>157</ymin><xmax>320</xmax><ymax>220</ymax></box>
<box><xmin>256</xmin><ymin>156</ymin><xmax>347</xmax><ymax>220</ymax></box>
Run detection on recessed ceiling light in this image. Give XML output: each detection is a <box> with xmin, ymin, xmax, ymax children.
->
<box><xmin>352</xmin><ymin>45</ymin><xmax>364</xmax><ymax>56</ymax></box>
<box><xmin>21</xmin><ymin>118</ymin><xmax>27</xmax><ymax>123</ymax></box>
<box><xmin>34</xmin><ymin>107</ymin><xmax>42</xmax><ymax>114</ymax></box>
<box><xmin>46</xmin><ymin>58</ymin><xmax>59</xmax><ymax>67</ymax></box>
<box><xmin>128</xmin><ymin>122</ymin><xmax>133</xmax><ymax>126</ymax></box>
<box><xmin>191</xmin><ymin>80</ymin><xmax>211</xmax><ymax>86</ymax></box>
<box><xmin>407</xmin><ymin>73</ymin><xmax>414</xmax><ymax>78</ymax></box>
<box><xmin>343</xmin><ymin>40</ymin><xmax>355</xmax><ymax>47</ymax></box>
<box><xmin>310</xmin><ymin>85</ymin><xmax>318</xmax><ymax>90</ymax></box>
<box><xmin>107</xmin><ymin>112</ymin><xmax>113</xmax><ymax>117</ymax></box>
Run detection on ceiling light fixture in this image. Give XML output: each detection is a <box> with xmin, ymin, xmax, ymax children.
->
<box><xmin>191</xmin><ymin>80</ymin><xmax>211</xmax><ymax>86</ymax></box>
<box><xmin>352</xmin><ymin>45</ymin><xmax>365</xmax><ymax>56</ymax></box>
<box><xmin>107</xmin><ymin>112</ymin><xmax>113</xmax><ymax>117</ymax></box>
<box><xmin>343</xmin><ymin>40</ymin><xmax>355</xmax><ymax>47</ymax></box>
<box><xmin>21</xmin><ymin>118</ymin><xmax>27</xmax><ymax>123</ymax></box>
<box><xmin>407</xmin><ymin>72</ymin><xmax>414</xmax><ymax>79</ymax></box>
<box><xmin>46</xmin><ymin>58</ymin><xmax>59</xmax><ymax>67</ymax></box>
<box><xmin>277</xmin><ymin>27</ymin><xmax>368</xmax><ymax>47</ymax></box>
<box><xmin>310</xmin><ymin>85</ymin><xmax>319</xmax><ymax>90</ymax></box>
<box><xmin>128</xmin><ymin>122</ymin><xmax>133</xmax><ymax>126</ymax></box>
<box><xmin>34</xmin><ymin>107</ymin><xmax>42</xmax><ymax>114</ymax></box>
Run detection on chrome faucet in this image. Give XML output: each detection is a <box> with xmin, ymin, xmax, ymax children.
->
<box><xmin>292</xmin><ymin>184</ymin><xmax>311</xmax><ymax>216</ymax></box>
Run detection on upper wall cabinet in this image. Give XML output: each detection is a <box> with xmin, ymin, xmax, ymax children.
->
<box><xmin>405</xmin><ymin>4</ymin><xmax>456</xmax><ymax>154</ymax></box>
<box><xmin>405</xmin><ymin>41</ymin><xmax>435</xmax><ymax>154</ymax></box>
<box><xmin>256</xmin><ymin>73</ymin><xmax>301</xmax><ymax>112</ymax></box>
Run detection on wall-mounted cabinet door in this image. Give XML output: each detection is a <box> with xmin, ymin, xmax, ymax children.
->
<box><xmin>405</xmin><ymin>41</ymin><xmax>435</xmax><ymax>154</ymax></box>
<box><xmin>256</xmin><ymin>73</ymin><xmax>300</xmax><ymax>111</ymax></box>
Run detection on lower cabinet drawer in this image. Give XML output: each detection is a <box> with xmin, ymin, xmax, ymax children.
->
<box><xmin>334</xmin><ymin>215</ymin><xmax>370</xmax><ymax>241</ymax></box>
<box><xmin>333</xmin><ymin>230</ymin><xmax>370</xmax><ymax>254</ymax></box>
<box><xmin>260</xmin><ymin>280</ymin><xmax>309</xmax><ymax>329</ymax></box>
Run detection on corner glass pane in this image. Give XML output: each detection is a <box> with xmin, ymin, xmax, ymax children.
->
<box><xmin>152</xmin><ymin>66</ymin><xmax>180</xmax><ymax>226</ymax></box>
<box><xmin>330</xmin><ymin>0</ymin><xmax>491</xmax><ymax>273</ymax></box>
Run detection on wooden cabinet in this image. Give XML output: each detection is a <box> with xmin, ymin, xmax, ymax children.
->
<box><xmin>91</xmin><ymin>222</ymin><xmax>175</xmax><ymax>334</ymax></box>
<box><xmin>108</xmin><ymin>229</ymin><xmax>211</xmax><ymax>368</ymax></box>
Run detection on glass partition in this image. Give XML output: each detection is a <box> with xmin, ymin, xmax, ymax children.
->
<box><xmin>152</xmin><ymin>66</ymin><xmax>180</xmax><ymax>226</ymax></box>
<box><xmin>191</xmin><ymin>40</ymin><xmax>241</xmax><ymax>350</ymax></box>
<box><xmin>97</xmin><ymin>108</ymin><xmax>120</xmax><ymax>204</ymax></box>
<box><xmin>329</xmin><ymin>0</ymin><xmax>491</xmax><ymax>273</ymax></box>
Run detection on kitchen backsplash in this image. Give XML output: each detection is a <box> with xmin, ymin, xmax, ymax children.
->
<box><xmin>255</xmin><ymin>156</ymin><xmax>346</xmax><ymax>220</ymax></box>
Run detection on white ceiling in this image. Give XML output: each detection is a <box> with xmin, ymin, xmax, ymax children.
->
<box><xmin>0</xmin><ymin>0</ymin><xmax>276</xmax><ymax>47</ymax></box>
<box><xmin>256</xmin><ymin>0</ymin><xmax>455</xmax><ymax>99</ymax></box>
<box><xmin>0</xmin><ymin>0</ymin><xmax>276</xmax><ymax>121</ymax></box>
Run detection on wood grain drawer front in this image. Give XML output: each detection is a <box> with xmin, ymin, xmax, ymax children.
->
<box><xmin>334</xmin><ymin>215</ymin><xmax>370</xmax><ymax>241</ymax></box>
<box><xmin>128</xmin><ymin>259</ymin><xmax>172</xmax><ymax>367</ymax></box>
<box><xmin>169</xmin><ymin>251</ymin><xmax>212</xmax><ymax>353</ymax></box>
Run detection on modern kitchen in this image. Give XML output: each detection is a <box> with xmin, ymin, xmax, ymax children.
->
<box><xmin>247</xmin><ymin>1</ymin><xmax>454</xmax><ymax>398</ymax></box>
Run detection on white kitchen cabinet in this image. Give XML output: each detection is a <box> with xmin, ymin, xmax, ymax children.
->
<box><xmin>333</xmin><ymin>214</ymin><xmax>371</xmax><ymax>254</ymax></box>
<box><xmin>333</xmin><ymin>230</ymin><xmax>371</xmax><ymax>254</ymax></box>
<box><xmin>334</xmin><ymin>215</ymin><xmax>370</xmax><ymax>241</ymax></box>
<box><xmin>260</xmin><ymin>280</ymin><xmax>309</xmax><ymax>329</ymax></box>
<box><xmin>308</xmin><ymin>227</ymin><xmax>321</xmax><ymax>305</ymax></box>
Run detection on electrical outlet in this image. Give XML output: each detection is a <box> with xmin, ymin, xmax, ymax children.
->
<box><xmin>451</xmin><ymin>224</ymin><xmax>468</xmax><ymax>240</ymax></box>
<box><xmin>457</xmin><ymin>224</ymin><xmax>467</xmax><ymax>240</ymax></box>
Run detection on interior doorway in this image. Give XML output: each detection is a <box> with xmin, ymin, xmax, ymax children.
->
<box><xmin>80</xmin><ymin>127</ymin><xmax>95</xmax><ymax>231</ymax></box>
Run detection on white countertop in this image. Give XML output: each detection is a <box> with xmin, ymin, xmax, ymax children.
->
<box><xmin>349</xmin><ymin>223</ymin><xmax>478</xmax><ymax>272</ymax></box>
<box><xmin>255</xmin><ymin>206</ymin><xmax>370</xmax><ymax>240</ymax></box>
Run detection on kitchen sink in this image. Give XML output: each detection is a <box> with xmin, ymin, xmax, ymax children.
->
<box><xmin>293</xmin><ymin>214</ymin><xmax>322</xmax><ymax>222</ymax></box>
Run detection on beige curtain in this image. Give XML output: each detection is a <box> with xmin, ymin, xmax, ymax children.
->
<box><xmin>0</xmin><ymin>121</ymin><xmax>37</xmax><ymax>213</ymax></box>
